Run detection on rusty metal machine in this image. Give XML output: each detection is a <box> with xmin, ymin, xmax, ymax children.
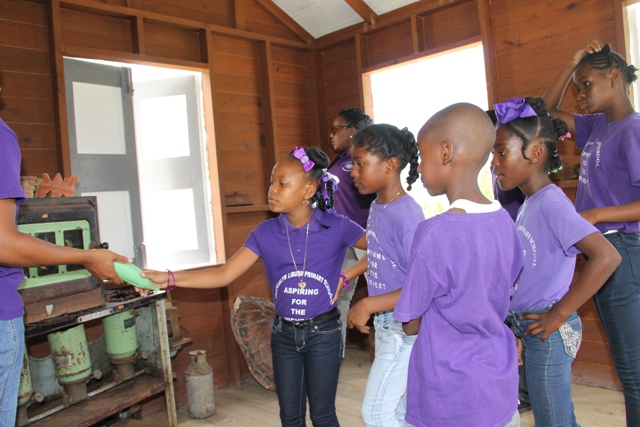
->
<box><xmin>15</xmin><ymin>197</ymin><xmax>181</xmax><ymax>427</ymax></box>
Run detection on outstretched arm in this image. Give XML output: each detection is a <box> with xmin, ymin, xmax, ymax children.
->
<box><xmin>142</xmin><ymin>246</ymin><xmax>259</xmax><ymax>290</ymax></box>
<box><xmin>524</xmin><ymin>232</ymin><xmax>621</xmax><ymax>341</ymax></box>
<box><xmin>543</xmin><ymin>40</ymin><xmax>603</xmax><ymax>133</ymax></box>
<box><xmin>0</xmin><ymin>199</ymin><xmax>127</xmax><ymax>283</ymax></box>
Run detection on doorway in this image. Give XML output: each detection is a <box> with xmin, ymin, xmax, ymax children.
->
<box><xmin>64</xmin><ymin>58</ymin><xmax>216</xmax><ymax>270</ymax></box>
<box><xmin>367</xmin><ymin>43</ymin><xmax>493</xmax><ymax>217</ymax></box>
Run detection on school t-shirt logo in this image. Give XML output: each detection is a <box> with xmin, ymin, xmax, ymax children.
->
<box><xmin>343</xmin><ymin>161</ymin><xmax>354</xmax><ymax>173</ymax></box>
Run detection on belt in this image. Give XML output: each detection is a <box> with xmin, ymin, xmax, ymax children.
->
<box><xmin>278</xmin><ymin>307</ymin><xmax>340</xmax><ymax>328</ymax></box>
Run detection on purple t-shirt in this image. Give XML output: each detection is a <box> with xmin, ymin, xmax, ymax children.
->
<box><xmin>366</xmin><ymin>194</ymin><xmax>424</xmax><ymax>296</ymax></box>
<box><xmin>0</xmin><ymin>118</ymin><xmax>26</xmax><ymax>320</ymax></box>
<box><xmin>394</xmin><ymin>210</ymin><xmax>524</xmax><ymax>427</ymax></box>
<box><xmin>511</xmin><ymin>185</ymin><xmax>598</xmax><ymax>312</ymax></box>
<box><xmin>327</xmin><ymin>151</ymin><xmax>376</xmax><ymax>228</ymax></box>
<box><xmin>575</xmin><ymin>113</ymin><xmax>640</xmax><ymax>233</ymax></box>
<box><xmin>243</xmin><ymin>208</ymin><xmax>363</xmax><ymax>321</ymax></box>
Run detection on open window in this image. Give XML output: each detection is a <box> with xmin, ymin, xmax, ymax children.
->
<box><xmin>366</xmin><ymin>43</ymin><xmax>493</xmax><ymax>217</ymax></box>
<box><xmin>64</xmin><ymin>58</ymin><xmax>218</xmax><ymax>270</ymax></box>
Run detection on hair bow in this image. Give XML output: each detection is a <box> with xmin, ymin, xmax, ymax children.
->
<box><xmin>494</xmin><ymin>98</ymin><xmax>537</xmax><ymax>125</ymax></box>
<box><xmin>559</xmin><ymin>132</ymin><xmax>572</xmax><ymax>141</ymax></box>
<box><xmin>291</xmin><ymin>146</ymin><xmax>315</xmax><ymax>172</ymax></box>
<box><xmin>321</xmin><ymin>172</ymin><xmax>340</xmax><ymax>214</ymax></box>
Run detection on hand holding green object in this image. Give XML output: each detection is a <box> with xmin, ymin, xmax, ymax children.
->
<box><xmin>114</xmin><ymin>262</ymin><xmax>160</xmax><ymax>291</ymax></box>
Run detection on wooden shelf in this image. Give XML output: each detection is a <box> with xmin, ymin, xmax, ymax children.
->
<box><xmin>29</xmin><ymin>375</ymin><xmax>165</xmax><ymax>427</ymax></box>
<box><xmin>226</xmin><ymin>204</ymin><xmax>271</xmax><ymax>213</ymax></box>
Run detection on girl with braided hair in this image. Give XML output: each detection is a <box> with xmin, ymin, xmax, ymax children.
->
<box><xmin>141</xmin><ymin>146</ymin><xmax>366</xmax><ymax>427</ymax></box>
<box><xmin>338</xmin><ymin>124</ymin><xmax>423</xmax><ymax>427</ymax></box>
<box><xmin>544</xmin><ymin>41</ymin><xmax>640</xmax><ymax>426</ymax></box>
<box><xmin>492</xmin><ymin>97</ymin><xmax>621</xmax><ymax>427</ymax></box>
<box><xmin>327</xmin><ymin>108</ymin><xmax>376</xmax><ymax>353</ymax></box>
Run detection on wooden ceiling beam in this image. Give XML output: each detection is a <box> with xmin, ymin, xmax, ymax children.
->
<box><xmin>316</xmin><ymin>0</ymin><xmax>467</xmax><ymax>49</ymax></box>
<box><xmin>253</xmin><ymin>0</ymin><xmax>315</xmax><ymax>44</ymax></box>
<box><xmin>344</xmin><ymin>0</ymin><xmax>379</xmax><ymax>24</ymax></box>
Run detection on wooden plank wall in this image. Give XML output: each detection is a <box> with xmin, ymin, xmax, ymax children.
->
<box><xmin>0</xmin><ymin>0</ymin><xmax>318</xmax><ymax>412</ymax></box>
<box><xmin>317</xmin><ymin>0</ymin><xmax>623</xmax><ymax>383</ymax></box>
<box><xmin>0</xmin><ymin>0</ymin><xmax>630</xmax><ymax>413</ymax></box>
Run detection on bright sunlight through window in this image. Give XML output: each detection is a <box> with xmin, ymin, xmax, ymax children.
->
<box><xmin>369</xmin><ymin>43</ymin><xmax>493</xmax><ymax>218</ymax></box>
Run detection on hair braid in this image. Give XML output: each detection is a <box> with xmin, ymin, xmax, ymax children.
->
<box><xmin>577</xmin><ymin>43</ymin><xmax>638</xmax><ymax>86</ymax></box>
<box><xmin>499</xmin><ymin>97</ymin><xmax>569</xmax><ymax>173</ymax></box>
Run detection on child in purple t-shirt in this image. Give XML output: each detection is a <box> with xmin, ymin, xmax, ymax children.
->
<box><xmin>492</xmin><ymin>97</ymin><xmax>620</xmax><ymax>426</ymax></box>
<box><xmin>544</xmin><ymin>41</ymin><xmax>640</xmax><ymax>425</ymax></box>
<box><xmin>142</xmin><ymin>147</ymin><xmax>366</xmax><ymax>427</ymax></box>
<box><xmin>393</xmin><ymin>103</ymin><xmax>524</xmax><ymax>427</ymax></box>
<box><xmin>337</xmin><ymin>124</ymin><xmax>424</xmax><ymax>427</ymax></box>
<box><xmin>0</xmin><ymin>118</ymin><xmax>127</xmax><ymax>426</ymax></box>
<box><xmin>327</xmin><ymin>108</ymin><xmax>375</xmax><ymax>354</ymax></box>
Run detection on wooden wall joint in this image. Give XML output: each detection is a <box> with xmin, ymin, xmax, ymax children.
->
<box><xmin>253</xmin><ymin>0</ymin><xmax>315</xmax><ymax>45</ymax></box>
<box><xmin>258</xmin><ymin>41</ymin><xmax>279</xmax><ymax>177</ymax></box>
<box><xmin>132</xmin><ymin>16</ymin><xmax>145</xmax><ymax>55</ymax></box>
<box><xmin>354</xmin><ymin>35</ymin><xmax>366</xmax><ymax>110</ymax></box>
<box><xmin>48</xmin><ymin>0</ymin><xmax>72</xmax><ymax>177</ymax></box>
<box><xmin>344</xmin><ymin>0</ymin><xmax>379</xmax><ymax>25</ymax></box>
<box><xmin>233</xmin><ymin>0</ymin><xmax>247</xmax><ymax>30</ymax></box>
<box><xmin>476</xmin><ymin>0</ymin><xmax>500</xmax><ymax>105</ymax></box>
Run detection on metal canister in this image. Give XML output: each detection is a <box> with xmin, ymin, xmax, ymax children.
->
<box><xmin>17</xmin><ymin>349</ymin><xmax>33</xmax><ymax>407</ymax></box>
<box><xmin>102</xmin><ymin>309</ymin><xmax>139</xmax><ymax>381</ymax></box>
<box><xmin>47</xmin><ymin>324</ymin><xmax>92</xmax><ymax>404</ymax></box>
<box><xmin>47</xmin><ymin>324</ymin><xmax>92</xmax><ymax>384</ymax></box>
<box><xmin>185</xmin><ymin>350</ymin><xmax>215</xmax><ymax>419</ymax></box>
<box><xmin>102</xmin><ymin>309</ymin><xmax>138</xmax><ymax>359</ymax></box>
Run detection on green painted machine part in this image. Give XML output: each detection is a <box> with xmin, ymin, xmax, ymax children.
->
<box><xmin>18</xmin><ymin>220</ymin><xmax>92</xmax><ymax>290</ymax></box>
<box><xmin>47</xmin><ymin>324</ymin><xmax>93</xmax><ymax>384</ymax></box>
<box><xmin>18</xmin><ymin>349</ymin><xmax>33</xmax><ymax>407</ymax></box>
<box><xmin>102</xmin><ymin>310</ymin><xmax>139</xmax><ymax>360</ymax></box>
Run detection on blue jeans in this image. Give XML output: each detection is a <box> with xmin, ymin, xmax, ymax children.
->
<box><xmin>594</xmin><ymin>232</ymin><xmax>640</xmax><ymax>427</ymax></box>
<box><xmin>361</xmin><ymin>311</ymin><xmax>416</xmax><ymax>427</ymax></box>
<box><xmin>271</xmin><ymin>315</ymin><xmax>343</xmax><ymax>427</ymax></box>
<box><xmin>0</xmin><ymin>316</ymin><xmax>24</xmax><ymax>427</ymax></box>
<box><xmin>507</xmin><ymin>308</ymin><xmax>581</xmax><ymax>427</ymax></box>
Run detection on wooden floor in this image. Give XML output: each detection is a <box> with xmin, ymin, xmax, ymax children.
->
<box><xmin>144</xmin><ymin>348</ymin><xmax>626</xmax><ymax>427</ymax></box>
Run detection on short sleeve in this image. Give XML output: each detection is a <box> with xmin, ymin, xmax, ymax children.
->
<box><xmin>340</xmin><ymin>215</ymin><xmax>364</xmax><ymax>248</ymax></box>
<box><xmin>242</xmin><ymin>226</ymin><xmax>263</xmax><ymax>258</ymax></box>
<box><xmin>394</xmin><ymin>221</ymin><xmax>447</xmax><ymax>322</ymax></box>
<box><xmin>574</xmin><ymin>114</ymin><xmax>597</xmax><ymax>150</ymax></box>
<box><xmin>0</xmin><ymin>122</ymin><xmax>26</xmax><ymax>202</ymax></box>
<box><xmin>620</xmin><ymin>123</ymin><xmax>640</xmax><ymax>186</ymax></box>
<box><xmin>542</xmin><ymin>193</ymin><xmax>598</xmax><ymax>256</ymax></box>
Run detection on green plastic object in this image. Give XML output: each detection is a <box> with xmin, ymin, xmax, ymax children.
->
<box><xmin>114</xmin><ymin>262</ymin><xmax>160</xmax><ymax>291</ymax></box>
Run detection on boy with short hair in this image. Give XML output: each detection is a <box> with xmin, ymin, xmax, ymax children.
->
<box><xmin>394</xmin><ymin>103</ymin><xmax>524</xmax><ymax>427</ymax></box>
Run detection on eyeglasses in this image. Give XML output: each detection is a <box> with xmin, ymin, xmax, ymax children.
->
<box><xmin>331</xmin><ymin>125</ymin><xmax>352</xmax><ymax>134</ymax></box>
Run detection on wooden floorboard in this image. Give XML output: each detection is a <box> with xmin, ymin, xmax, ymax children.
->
<box><xmin>144</xmin><ymin>348</ymin><xmax>626</xmax><ymax>427</ymax></box>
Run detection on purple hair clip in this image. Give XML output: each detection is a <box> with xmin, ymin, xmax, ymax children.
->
<box><xmin>291</xmin><ymin>146</ymin><xmax>315</xmax><ymax>172</ymax></box>
<box><xmin>494</xmin><ymin>98</ymin><xmax>537</xmax><ymax>125</ymax></box>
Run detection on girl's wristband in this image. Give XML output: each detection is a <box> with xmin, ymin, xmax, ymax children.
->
<box><xmin>339</xmin><ymin>271</ymin><xmax>349</xmax><ymax>290</ymax></box>
<box><xmin>166</xmin><ymin>269</ymin><xmax>177</xmax><ymax>292</ymax></box>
